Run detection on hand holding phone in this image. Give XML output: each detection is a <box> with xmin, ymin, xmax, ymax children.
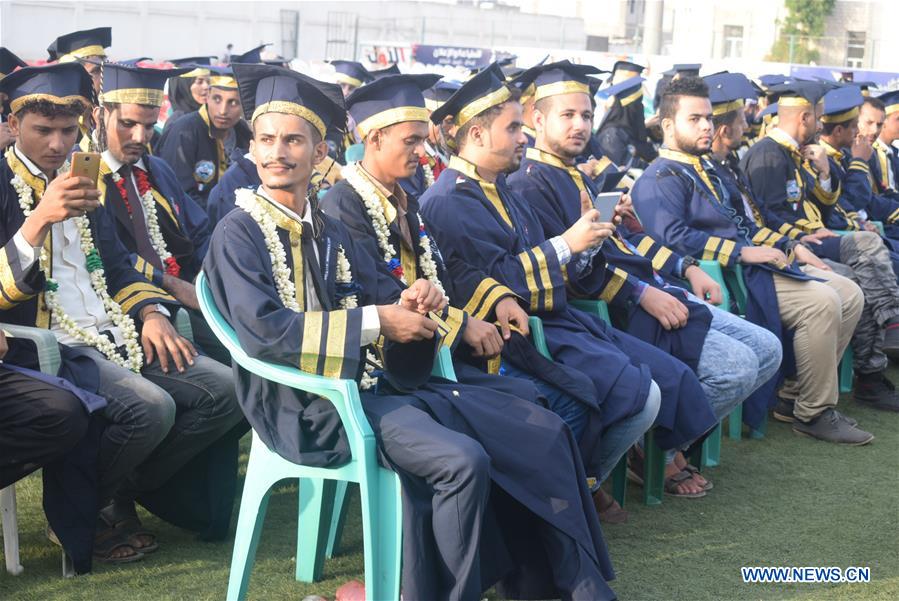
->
<box><xmin>70</xmin><ymin>152</ymin><xmax>101</xmax><ymax>187</ymax></box>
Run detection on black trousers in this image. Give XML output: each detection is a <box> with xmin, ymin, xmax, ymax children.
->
<box><xmin>0</xmin><ymin>365</ymin><xmax>89</xmax><ymax>489</ymax></box>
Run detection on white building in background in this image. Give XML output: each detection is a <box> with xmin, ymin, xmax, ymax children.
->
<box><xmin>0</xmin><ymin>0</ymin><xmax>585</xmax><ymax>63</ymax></box>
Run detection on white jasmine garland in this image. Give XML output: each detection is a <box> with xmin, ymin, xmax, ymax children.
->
<box><xmin>236</xmin><ymin>191</ymin><xmax>377</xmax><ymax>389</ymax></box>
<box><xmin>13</xmin><ymin>164</ymin><xmax>144</xmax><ymax>372</ymax></box>
<box><xmin>342</xmin><ymin>162</ymin><xmax>446</xmax><ymax>298</ymax></box>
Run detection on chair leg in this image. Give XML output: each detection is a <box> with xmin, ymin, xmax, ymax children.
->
<box><xmin>701</xmin><ymin>423</ymin><xmax>721</xmax><ymax>468</ymax></box>
<box><xmin>728</xmin><ymin>404</ymin><xmax>743</xmax><ymax>440</ymax></box>
<box><xmin>325</xmin><ymin>481</ymin><xmax>352</xmax><ymax>559</ymax></box>
<box><xmin>226</xmin><ymin>472</ymin><xmax>277</xmax><ymax>601</ymax></box>
<box><xmin>358</xmin><ymin>468</ymin><xmax>402</xmax><ymax>601</ymax></box>
<box><xmin>839</xmin><ymin>347</ymin><xmax>854</xmax><ymax>394</ymax></box>
<box><xmin>642</xmin><ymin>432</ymin><xmax>664</xmax><ymax>507</ymax></box>
<box><xmin>1</xmin><ymin>485</ymin><xmax>23</xmax><ymax>575</ymax></box>
<box><xmin>610</xmin><ymin>456</ymin><xmax>628</xmax><ymax>508</ymax></box>
<box><xmin>296</xmin><ymin>478</ymin><xmax>337</xmax><ymax>582</ymax></box>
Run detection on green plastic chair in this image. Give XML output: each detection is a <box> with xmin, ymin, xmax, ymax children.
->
<box><xmin>344</xmin><ymin>143</ymin><xmax>364</xmax><ymax>164</ymax></box>
<box><xmin>198</xmin><ymin>271</ymin><xmax>456</xmax><ymax>601</ymax></box>
<box><xmin>698</xmin><ymin>260</ymin><xmax>767</xmax><ymax>442</ymax></box>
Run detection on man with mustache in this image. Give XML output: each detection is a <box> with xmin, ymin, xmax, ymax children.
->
<box><xmin>508</xmin><ymin>61</ymin><xmax>782</xmax><ymax>496</ymax></box>
<box><xmin>89</xmin><ymin>61</ymin><xmax>246</xmax><ymax>546</ymax></box>
<box><xmin>156</xmin><ymin>65</ymin><xmax>251</xmax><ymax>209</ymax></box>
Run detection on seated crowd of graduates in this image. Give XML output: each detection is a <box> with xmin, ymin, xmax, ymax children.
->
<box><xmin>2</xmin><ymin>25</ymin><xmax>899</xmax><ymax>600</ymax></box>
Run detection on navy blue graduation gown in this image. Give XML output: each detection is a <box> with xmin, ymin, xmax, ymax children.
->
<box><xmin>421</xmin><ymin>156</ymin><xmax>715</xmax><ymax>451</ymax></box>
<box><xmin>206</xmin><ymin>154</ymin><xmax>260</xmax><ymax>228</ymax></box>
<box><xmin>509</xmin><ymin>148</ymin><xmax>713</xmax><ymax>372</ymax></box>
<box><xmin>204</xmin><ymin>192</ymin><xmax>616</xmax><ymax>599</ymax></box>
<box><xmin>155</xmin><ymin>106</ymin><xmax>252</xmax><ymax>209</ymax></box>
<box><xmin>320</xmin><ymin>177</ymin><xmax>606</xmax><ymax>472</ymax></box>
<box><xmin>99</xmin><ymin>154</ymin><xmax>212</xmax><ymax>285</ymax></box>
<box><xmin>631</xmin><ymin>151</ymin><xmax>811</xmax><ymax>427</ymax></box>
<box><xmin>0</xmin><ymin>153</ymin><xmax>178</xmax><ymax>393</ymax></box>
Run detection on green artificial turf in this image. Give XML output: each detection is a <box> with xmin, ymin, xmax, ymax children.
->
<box><xmin>2</xmin><ymin>388</ymin><xmax>897</xmax><ymax>600</ymax></box>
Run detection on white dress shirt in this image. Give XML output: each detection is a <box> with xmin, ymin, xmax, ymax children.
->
<box><xmin>257</xmin><ymin>188</ymin><xmax>381</xmax><ymax>346</ymax></box>
<box><xmin>11</xmin><ymin>146</ymin><xmax>124</xmax><ymax>347</ymax></box>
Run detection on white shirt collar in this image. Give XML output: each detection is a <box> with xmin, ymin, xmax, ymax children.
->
<box><xmin>101</xmin><ymin>149</ymin><xmax>146</xmax><ymax>174</ymax></box>
<box><xmin>257</xmin><ymin>186</ymin><xmax>313</xmax><ymax>227</ymax></box>
<box><xmin>773</xmin><ymin>127</ymin><xmax>800</xmax><ymax>150</ymax></box>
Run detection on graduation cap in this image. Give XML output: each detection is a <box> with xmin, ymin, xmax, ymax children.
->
<box><xmin>0</xmin><ymin>62</ymin><xmax>92</xmax><ymax>115</ymax></box>
<box><xmin>329</xmin><ymin>60</ymin><xmax>373</xmax><ymax>89</ymax></box>
<box><xmin>703</xmin><ymin>72</ymin><xmax>758</xmax><ymax>115</ymax></box>
<box><xmin>603</xmin><ymin>76</ymin><xmax>645</xmax><ymax>107</ymax></box>
<box><xmin>757</xmin><ymin>74</ymin><xmax>791</xmax><ymax>92</ymax></box>
<box><xmin>206</xmin><ymin>65</ymin><xmax>238</xmax><ymax>89</ymax></box>
<box><xmin>423</xmin><ymin>79</ymin><xmax>462</xmax><ymax>112</ymax></box>
<box><xmin>611</xmin><ymin>60</ymin><xmax>644</xmax><ymax>84</ymax></box>
<box><xmin>99</xmin><ymin>63</ymin><xmax>190</xmax><ymax>107</ymax></box>
<box><xmin>233</xmin><ymin>63</ymin><xmax>345</xmax><ymax>139</ymax></box>
<box><xmin>853</xmin><ymin>81</ymin><xmax>877</xmax><ymax>97</ymax></box>
<box><xmin>877</xmin><ymin>89</ymin><xmax>899</xmax><ymax>115</ymax></box>
<box><xmin>229</xmin><ymin>44</ymin><xmax>271</xmax><ymax>65</ymax></box>
<box><xmin>168</xmin><ymin>56</ymin><xmax>217</xmax><ymax>78</ymax></box>
<box><xmin>430</xmin><ymin>62</ymin><xmax>511</xmax><ymax>127</ymax></box>
<box><xmin>346</xmin><ymin>73</ymin><xmax>439</xmax><ymax>139</ymax></box>
<box><xmin>767</xmin><ymin>80</ymin><xmax>828</xmax><ymax>109</ymax></box>
<box><xmin>663</xmin><ymin>63</ymin><xmax>701</xmax><ymax>77</ymax></box>
<box><xmin>263</xmin><ymin>56</ymin><xmax>290</xmax><ymax>68</ymax></box>
<box><xmin>525</xmin><ymin>60</ymin><xmax>603</xmax><ymax>103</ymax></box>
<box><xmin>47</xmin><ymin>27</ymin><xmax>111</xmax><ymax>63</ymax></box>
<box><xmin>0</xmin><ymin>48</ymin><xmax>27</xmax><ymax>80</ymax></box>
<box><xmin>368</xmin><ymin>64</ymin><xmax>401</xmax><ymax>80</ymax></box>
<box><xmin>820</xmin><ymin>85</ymin><xmax>864</xmax><ymax>123</ymax></box>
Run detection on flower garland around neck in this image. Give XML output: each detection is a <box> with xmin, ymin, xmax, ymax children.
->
<box><xmin>419</xmin><ymin>156</ymin><xmax>435</xmax><ymax>188</ymax></box>
<box><xmin>10</xmin><ymin>154</ymin><xmax>144</xmax><ymax>372</ymax></box>
<box><xmin>342</xmin><ymin>162</ymin><xmax>446</xmax><ymax>299</ymax></box>
<box><xmin>235</xmin><ymin>188</ymin><xmax>379</xmax><ymax>388</ymax></box>
<box><xmin>111</xmin><ymin>167</ymin><xmax>180</xmax><ymax>277</ymax></box>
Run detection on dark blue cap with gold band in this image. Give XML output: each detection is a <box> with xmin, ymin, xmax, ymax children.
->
<box><xmin>368</xmin><ymin>64</ymin><xmax>401</xmax><ymax>80</ymax></box>
<box><xmin>205</xmin><ymin>65</ymin><xmax>238</xmax><ymax>89</ymax></box>
<box><xmin>100</xmin><ymin>63</ymin><xmax>191</xmax><ymax>107</ymax></box>
<box><xmin>703</xmin><ymin>72</ymin><xmax>758</xmax><ymax>115</ymax></box>
<box><xmin>877</xmin><ymin>89</ymin><xmax>899</xmax><ymax>116</ymax></box>
<box><xmin>611</xmin><ymin>60</ymin><xmax>644</xmax><ymax>84</ymax></box>
<box><xmin>169</xmin><ymin>56</ymin><xmax>217</xmax><ymax>78</ymax></box>
<box><xmin>766</xmin><ymin>80</ymin><xmax>828</xmax><ymax>108</ymax></box>
<box><xmin>47</xmin><ymin>27</ymin><xmax>111</xmax><ymax>63</ymax></box>
<box><xmin>423</xmin><ymin>79</ymin><xmax>462</xmax><ymax>112</ymax></box>
<box><xmin>526</xmin><ymin>60</ymin><xmax>602</xmax><ymax>102</ymax></box>
<box><xmin>232</xmin><ymin>62</ymin><xmax>345</xmax><ymax>139</ymax></box>
<box><xmin>757</xmin><ymin>74</ymin><xmax>791</xmax><ymax>92</ymax></box>
<box><xmin>0</xmin><ymin>62</ymin><xmax>92</xmax><ymax>115</ymax></box>
<box><xmin>346</xmin><ymin>73</ymin><xmax>440</xmax><ymax>139</ymax></box>
<box><xmin>602</xmin><ymin>76</ymin><xmax>645</xmax><ymax>107</ymax></box>
<box><xmin>821</xmin><ymin>85</ymin><xmax>864</xmax><ymax>123</ymax></box>
<box><xmin>329</xmin><ymin>60</ymin><xmax>373</xmax><ymax>89</ymax></box>
<box><xmin>0</xmin><ymin>48</ymin><xmax>27</xmax><ymax>80</ymax></box>
<box><xmin>229</xmin><ymin>44</ymin><xmax>270</xmax><ymax>65</ymax></box>
<box><xmin>430</xmin><ymin>62</ymin><xmax>511</xmax><ymax>127</ymax></box>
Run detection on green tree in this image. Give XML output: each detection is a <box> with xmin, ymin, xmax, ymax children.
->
<box><xmin>767</xmin><ymin>0</ymin><xmax>836</xmax><ymax>64</ymax></box>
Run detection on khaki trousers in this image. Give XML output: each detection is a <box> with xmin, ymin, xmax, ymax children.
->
<box><xmin>774</xmin><ymin>265</ymin><xmax>864</xmax><ymax>421</ymax></box>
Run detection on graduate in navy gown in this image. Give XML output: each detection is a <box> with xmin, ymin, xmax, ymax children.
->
<box><xmin>320</xmin><ymin>71</ymin><xmax>628</xmax><ymax>519</ymax></box>
<box><xmin>508</xmin><ymin>61</ymin><xmax>782</xmax><ymax>495</ymax></box>
<box><xmin>419</xmin><ymin>64</ymin><xmax>720</xmax><ymax>484</ymax></box>
<box><xmin>595</xmin><ymin>61</ymin><xmax>656</xmax><ymax>169</ymax></box>
<box><xmin>205</xmin><ymin>62</ymin><xmax>617</xmax><ymax>601</ymax></box>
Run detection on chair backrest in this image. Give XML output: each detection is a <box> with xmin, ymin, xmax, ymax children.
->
<box><xmin>344</xmin><ymin>143</ymin><xmax>364</xmax><ymax>164</ymax></box>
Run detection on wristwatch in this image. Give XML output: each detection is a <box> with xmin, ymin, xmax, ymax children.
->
<box><xmin>680</xmin><ymin>255</ymin><xmax>699</xmax><ymax>278</ymax></box>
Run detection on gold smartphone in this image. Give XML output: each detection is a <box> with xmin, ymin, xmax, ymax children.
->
<box><xmin>70</xmin><ymin>152</ymin><xmax>101</xmax><ymax>186</ymax></box>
